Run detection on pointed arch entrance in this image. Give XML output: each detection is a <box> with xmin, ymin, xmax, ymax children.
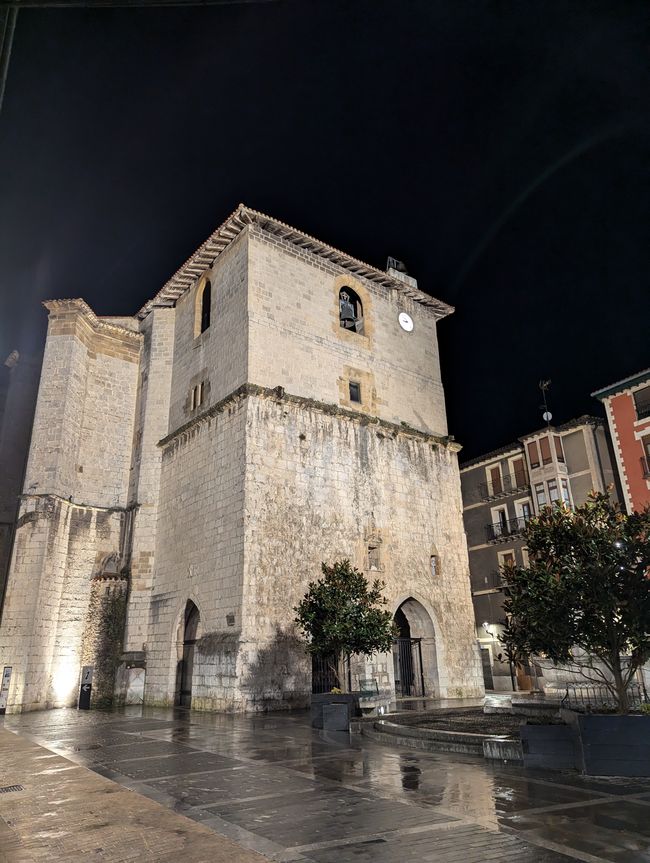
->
<box><xmin>393</xmin><ymin>598</ymin><xmax>439</xmax><ymax>698</ymax></box>
<box><xmin>175</xmin><ymin>600</ymin><xmax>200</xmax><ymax>707</ymax></box>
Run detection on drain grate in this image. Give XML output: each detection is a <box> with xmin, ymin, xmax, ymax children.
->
<box><xmin>0</xmin><ymin>785</ymin><xmax>23</xmax><ymax>794</ymax></box>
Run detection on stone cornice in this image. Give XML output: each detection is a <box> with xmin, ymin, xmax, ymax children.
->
<box><xmin>44</xmin><ymin>299</ymin><xmax>142</xmax><ymax>344</ymax></box>
<box><xmin>138</xmin><ymin>204</ymin><xmax>454</xmax><ymax>322</ymax></box>
<box><xmin>158</xmin><ymin>382</ymin><xmax>460</xmax><ymax>452</ymax></box>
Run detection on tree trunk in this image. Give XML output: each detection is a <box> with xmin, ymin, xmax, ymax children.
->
<box><xmin>612</xmin><ymin>659</ymin><xmax>630</xmax><ymax>714</ymax></box>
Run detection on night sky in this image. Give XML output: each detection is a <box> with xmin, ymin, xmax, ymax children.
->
<box><xmin>1</xmin><ymin>1</ymin><xmax>648</xmax><ymax>459</ymax></box>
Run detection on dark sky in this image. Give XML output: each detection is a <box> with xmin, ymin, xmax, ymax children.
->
<box><xmin>1</xmin><ymin>0</ymin><xmax>648</xmax><ymax>459</ymax></box>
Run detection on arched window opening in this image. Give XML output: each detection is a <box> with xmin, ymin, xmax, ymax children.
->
<box><xmin>200</xmin><ymin>280</ymin><xmax>211</xmax><ymax>333</ymax></box>
<box><xmin>339</xmin><ymin>287</ymin><xmax>364</xmax><ymax>335</ymax></box>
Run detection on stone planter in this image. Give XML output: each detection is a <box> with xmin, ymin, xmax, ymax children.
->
<box><xmin>577</xmin><ymin>715</ymin><xmax>650</xmax><ymax>777</ymax></box>
<box><xmin>519</xmin><ymin>713</ymin><xmax>650</xmax><ymax>776</ymax></box>
<box><xmin>520</xmin><ymin>723</ymin><xmax>580</xmax><ymax>770</ymax></box>
<box><xmin>310</xmin><ymin>693</ymin><xmax>360</xmax><ymax>730</ymax></box>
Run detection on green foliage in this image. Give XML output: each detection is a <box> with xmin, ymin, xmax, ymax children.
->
<box><xmin>294</xmin><ymin>560</ymin><xmax>395</xmax><ymax>687</ymax></box>
<box><xmin>94</xmin><ymin>587</ymin><xmax>127</xmax><ymax>708</ymax></box>
<box><xmin>499</xmin><ymin>492</ymin><xmax>650</xmax><ymax>713</ymax></box>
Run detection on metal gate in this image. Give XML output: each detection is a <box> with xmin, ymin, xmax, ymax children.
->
<box><xmin>392</xmin><ymin>638</ymin><xmax>425</xmax><ymax>697</ymax></box>
<box><xmin>311</xmin><ymin>654</ymin><xmax>351</xmax><ymax>693</ymax></box>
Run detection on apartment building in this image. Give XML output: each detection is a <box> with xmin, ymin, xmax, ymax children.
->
<box><xmin>460</xmin><ymin>416</ymin><xmax>618</xmax><ymax>691</ymax></box>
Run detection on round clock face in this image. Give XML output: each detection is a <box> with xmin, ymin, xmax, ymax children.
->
<box><xmin>398</xmin><ymin>312</ymin><xmax>414</xmax><ymax>332</ymax></box>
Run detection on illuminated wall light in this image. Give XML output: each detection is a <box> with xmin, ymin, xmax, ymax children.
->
<box><xmin>52</xmin><ymin>661</ymin><xmax>79</xmax><ymax>703</ymax></box>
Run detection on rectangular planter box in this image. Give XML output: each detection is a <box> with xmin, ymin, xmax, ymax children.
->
<box><xmin>310</xmin><ymin>693</ymin><xmax>360</xmax><ymax>729</ymax></box>
<box><xmin>578</xmin><ymin>715</ymin><xmax>650</xmax><ymax>777</ymax></box>
<box><xmin>520</xmin><ymin>723</ymin><xmax>580</xmax><ymax>770</ymax></box>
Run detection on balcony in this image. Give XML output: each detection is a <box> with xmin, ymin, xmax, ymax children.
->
<box><xmin>474</xmin><ymin>570</ymin><xmax>504</xmax><ymax>592</ymax></box>
<box><xmin>486</xmin><ymin>515</ymin><xmax>530</xmax><ymax>543</ymax></box>
<box><xmin>642</xmin><ymin>456</ymin><xmax>650</xmax><ymax>479</ymax></box>
<box><xmin>478</xmin><ymin>472</ymin><xmax>529</xmax><ymax>501</ymax></box>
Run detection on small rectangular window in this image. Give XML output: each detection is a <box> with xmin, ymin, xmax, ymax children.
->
<box><xmin>539</xmin><ymin>436</ymin><xmax>552</xmax><ymax>465</ymax></box>
<box><xmin>554</xmin><ymin>436</ymin><xmax>565</xmax><ymax>463</ymax></box>
<box><xmin>535</xmin><ymin>482</ymin><xmax>546</xmax><ymax>509</ymax></box>
<box><xmin>527</xmin><ymin>441</ymin><xmax>540</xmax><ymax>469</ymax></box>
<box><xmin>548</xmin><ymin>479</ymin><xmax>559</xmax><ymax>503</ymax></box>
<box><xmin>199</xmin><ymin>381</ymin><xmax>205</xmax><ymax>406</ymax></box>
<box><xmin>349</xmin><ymin>381</ymin><xmax>361</xmax><ymax>403</ymax></box>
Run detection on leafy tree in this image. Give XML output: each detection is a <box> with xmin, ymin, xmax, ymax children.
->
<box><xmin>499</xmin><ymin>492</ymin><xmax>650</xmax><ymax>713</ymax></box>
<box><xmin>294</xmin><ymin>560</ymin><xmax>395</xmax><ymax>690</ymax></box>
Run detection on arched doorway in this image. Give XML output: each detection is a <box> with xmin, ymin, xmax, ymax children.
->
<box><xmin>175</xmin><ymin>600</ymin><xmax>200</xmax><ymax>707</ymax></box>
<box><xmin>393</xmin><ymin>598</ymin><xmax>439</xmax><ymax>698</ymax></box>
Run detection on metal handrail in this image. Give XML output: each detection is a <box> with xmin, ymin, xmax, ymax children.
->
<box><xmin>478</xmin><ymin>472</ymin><xmax>529</xmax><ymax>501</ymax></box>
<box><xmin>486</xmin><ymin>515</ymin><xmax>530</xmax><ymax>542</ymax></box>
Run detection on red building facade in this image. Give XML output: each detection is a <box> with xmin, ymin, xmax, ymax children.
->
<box><xmin>593</xmin><ymin>368</ymin><xmax>650</xmax><ymax>514</ymax></box>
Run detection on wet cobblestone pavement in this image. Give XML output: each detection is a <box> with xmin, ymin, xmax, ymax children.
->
<box><xmin>3</xmin><ymin>706</ymin><xmax>650</xmax><ymax>862</ymax></box>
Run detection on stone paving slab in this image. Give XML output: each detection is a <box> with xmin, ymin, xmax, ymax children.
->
<box><xmin>0</xmin><ymin>728</ymin><xmax>270</xmax><ymax>863</ymax></box>
<box><xmin>8</xmin><ymin>707</ymin><xmax>650</xmax><ymax>863</ymax></box>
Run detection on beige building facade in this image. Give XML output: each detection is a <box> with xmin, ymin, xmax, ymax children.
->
<box><xmin>0</xmin><ymin>205</ymin><xmax>483</xmax><ymax>713</ymax></box>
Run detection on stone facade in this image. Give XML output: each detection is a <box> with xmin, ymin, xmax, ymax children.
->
<box><xmin>460</xmin><ymin>417</ymin><xmax>619</xmax><ymax>692</ymax></box>
<box><xmin>0</xmin><ymin>205</ymin><xmax>483</xmax><ymax>712</ymax></box>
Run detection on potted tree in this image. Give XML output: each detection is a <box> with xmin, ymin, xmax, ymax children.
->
<box><xmin>294</xmin><ymin>559</ymin><xmax>395</xmax><ymax>730</ymax></box>
<box><xmin>500</xmin><ymin>492</ymin><xmax>650</xmax><ymax>775</ymax></box>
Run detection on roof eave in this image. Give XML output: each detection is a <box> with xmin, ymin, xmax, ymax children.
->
<box><xmin>137</xmin><ymin>204</ymin><xmax>454</xmax><ymax>321</ymax></box>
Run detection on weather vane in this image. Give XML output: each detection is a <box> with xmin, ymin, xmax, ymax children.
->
<box><xmin>539</xmin><ymin>380</ymin><xmax>552</xmax><ymax>426</ymax></box>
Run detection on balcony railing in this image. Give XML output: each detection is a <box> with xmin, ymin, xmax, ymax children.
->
<box><xmin>642</xmin><ymin>456</ymin><xmax>650</xmax><ymax>479</ymax></box>
<box><xmin>486</xmin><ymin>515</ymin><xmax>530</xmax><ymax>543</ymax></box>
<box><xmin>478</xmin><ymin>472</ymin><xmax>529</xmax><ymax>501</ymax></box>
<box><xmin>474</xmin><ymin>570</ymin><xmax>504</xmax><ymax>591</ymax></box>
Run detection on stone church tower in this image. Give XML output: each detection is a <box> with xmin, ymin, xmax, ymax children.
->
<box><xmin>0</xmin><ymin>205</ymin><xmax>483</xmax><ymax>712</ymax></box>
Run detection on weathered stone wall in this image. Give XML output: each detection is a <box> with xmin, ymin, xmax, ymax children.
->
<box><xmin>0</xmin><ymin>303</ymin><xmax>140</xmax><ymax>711</ymax></box>
<box><xmin>122</xmin><ymin>308</ymin><xmax>175</xmax><ymax>655</ymax></box>
<box><xmin>0</xmin><ymin>497</ymin><xmax>123</xmax><ymax>711</ymax></box>
<box><xmin>238</xmin><ymin>392</ymin><xmax>483</xmax><ymax>707</ymax></box>
<box><xmin>80</xmin><ymin>575</ymin><xmax>128</xmax><ymax>707</ymax></box>
<box><xmin>247</xmin><ymin>226</ymin><xmax>448</xmax><ymax>436</ymax></box>
<box><xmin>167</xmin><ymin>233</ymin><xmax>248</xmax><ymax>434</ymax></box>
<box><xmin>143</xmin><ymin>395</ymin><xmax>247</xmax><ymax>710</ymax></box>
<box><xmin>0</xmin><ymin>352</ymin><xmax>41</xmax><ymax>596</ymax></box>
<box><xmin>23</xmin><ymin>303</ymin><xmax>140</xmax><ymax>508</ymax></box>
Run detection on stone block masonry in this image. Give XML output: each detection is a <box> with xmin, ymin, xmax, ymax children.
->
<box><xmin>0</xmin><ymin>205</ymin><xmax>484</xmax><ymax>712</ymax></box>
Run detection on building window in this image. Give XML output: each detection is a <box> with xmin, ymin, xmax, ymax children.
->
<box><xmin>642</xmin><ymin>438</ymin><xmax>650</xmax><ymax>478</ymax></box>
<box><xmin>349</xmin><ymin>381</ymin><xmax>361</xmax><ymax>403</ymax></box>
<box><xmin>527</xmin><ymin>441</ymin><xmax>540</xmax><ymax>469</ymax></box>
<box><xmin>554</xmin><ymin>436</ymin><xmax>565</xmax><ymax>463</ymax></box>
<box><xmin>339</xmin><ymin>288</ymin><xmax>364</xmax><ymax>335</ymax></box>
<box><xmin>633</xmin><ymin>386</ymin><xmax>650</xmax><ymax>421</ymax></box>
<box><xmin>190</xmin><ymin>382</ymin><xmax>205</xmax><ymax>411</ymax></box>
<box><xmin>493</xmin><ymin>506</ymin><xmax>508</xmax><ymax>537</ymax></box>
<box><xmin>518</xmin><ymin>500</ymin><xmax>532</xmax><ymax>521</ymax></box>
<box><xmin>200</xmin><ymin>280</ymin><xmax>211</xmax><ymax>333</ymax></box>
<box><xmin>535</xmin><ymin>482</ymin><xmax>546</xmax><ymax>509</ymax></box>
<box><xmin>539</xmin><ymin>436</ymin><xmax>552</xmax><ymax>466</ymax></box>
<box><xmin>368</xmin><ymin>544</ymin><xmax>381</xmax><ymax>570</ymax></box>
<box><xmin>512</xmin><ymin>457</ymin><xmax>527</xmax><ymax>488</ymax></box>
<box><xmin>430</xmin><ymin>554</ymin><xmax>439</xmax><ymax>578</ymax></box>
<box><xmin>487</xmin><ymin>465</ymin><xmax>503</xmax><ymax>496</ymax></box>
<box><xmin>548</xmin><ymin>478</ymin><xmax>559</xmax><ymax>504</ymax></box>
<box><xmin>561</xmin><ymin>478</ymin><xmax>571</xmax><ymax>506</ymax></box>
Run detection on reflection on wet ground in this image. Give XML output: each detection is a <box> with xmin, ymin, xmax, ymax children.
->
<box><xmin>6</xmin><ymin>705</ymin><xmax>650</xmax><ymax>862</ymax></box>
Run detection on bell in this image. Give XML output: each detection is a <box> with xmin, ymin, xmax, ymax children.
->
<box><xmin>339</xmin><ymin>291</ymin><xmax>356</xmax><ymax>329</ymax></box>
